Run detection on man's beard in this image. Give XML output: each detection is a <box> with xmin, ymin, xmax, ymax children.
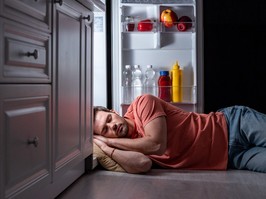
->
<box><xmin>117</xmin><ymin>120</ymin><xmax>129</xmax><ymax>138</ymax></box>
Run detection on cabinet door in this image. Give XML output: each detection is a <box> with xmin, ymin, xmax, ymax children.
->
<box><xmin>0</xmin><ymin>85</ymin><xmax>51</xmax><ymax>199</ymax></box>
<box><xmin>53</xmin><ymin>0</ymin><xmax>93</xmax><ymax>183</ymax></box>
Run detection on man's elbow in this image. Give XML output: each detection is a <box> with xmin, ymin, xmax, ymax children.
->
<box><xmin>127</xmin><ymin>156</ymin><xmax>152</xmax><ymax>174</ymax></box>
<box><xmin>152</xmin><ymin>143</ymin><xmax>166</xmax><ymax>156</ymax></box>
<box><xmin>139</xmin><ymin>157</ymin><xmax>152</xmax><ymax>173</ymax></box>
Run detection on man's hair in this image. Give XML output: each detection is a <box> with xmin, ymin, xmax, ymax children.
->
<box><xmin>93</xmin><ymin>106</ymin><xmax>111</xmax><ymax>122</ymax></box>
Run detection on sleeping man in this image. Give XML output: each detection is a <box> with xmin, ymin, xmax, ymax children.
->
<box><xmin>93</xmin><ymin>94</ymin><xmax>266</xmax><ymax>174</ymax></box>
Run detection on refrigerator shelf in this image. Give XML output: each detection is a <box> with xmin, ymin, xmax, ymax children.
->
<box><xmin>122</xmin><ymin>31</ymin><xmax>194</xmax><ymax>49</ymax></box>
<box><xmin>122</xmin><ymin>21</ymin><xmax>195</xmax><ymax>33</ymax></box>
<box><xmin>122</xmin><ymin>85</ymin><xmax>197</xmax><ymax>104</ymax></box>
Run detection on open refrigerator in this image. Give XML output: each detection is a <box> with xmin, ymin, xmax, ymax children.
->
<box><xmin>111</xmin><ymin>0</ymin><xmax>204</xmax><ymax>115</ymax></box>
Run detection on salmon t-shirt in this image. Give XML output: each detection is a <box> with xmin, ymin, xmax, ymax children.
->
<box><xmin>124</xmin><ymin>94</ymin><xmax>228</xmax><ymax>170</ymax></box>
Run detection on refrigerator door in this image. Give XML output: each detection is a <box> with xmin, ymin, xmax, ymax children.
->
<box><xmin>111</xmin><ymin>0</ymin><xmax>203</xmax><ymax>114</ymax></box>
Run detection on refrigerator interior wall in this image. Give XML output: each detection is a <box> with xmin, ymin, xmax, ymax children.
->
<box><xmin>112</xmin><ymin>0</ymin><xmax>203</xmax><ymax>114</ymax></box>
<box><xmin>93</xmin><ymin>11</ymin><xmax>107</xmax><ymax>107</ymax></box>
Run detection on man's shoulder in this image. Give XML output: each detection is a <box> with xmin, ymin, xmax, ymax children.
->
<box><xmin>133</xmin><ymin>94</ymin><xmax>165</xmax><ymax>111</ymax></box>
<box><xmin>136</xmin><ymin>94</ymin><xmax>158</xmax><ymax>102</ymax></box>
<box><xmin>127</xmin><ymin>94</ymin><xmax>164</xmax><ymax>114</ymax></box>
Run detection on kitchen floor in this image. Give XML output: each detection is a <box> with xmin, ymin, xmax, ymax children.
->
<box><xmin>56</xmin><ymin>168</ymin><xmax>266</xmax><ymax>199</ymax></box>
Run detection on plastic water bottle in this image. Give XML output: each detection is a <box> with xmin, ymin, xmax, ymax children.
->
<box><xmin>132</xmin><ymin>64</ymin><xmax>143</xmax><ymax>99</ymax></box>
<box><xmin>144</xmin><ymin>65</ymin><xmax>157</xmax><ymax>96</ymax></box>
<box><xmin>122</xmin><ymin>65</ymin><xmax>133</xmax><ymax>104</ymax></box>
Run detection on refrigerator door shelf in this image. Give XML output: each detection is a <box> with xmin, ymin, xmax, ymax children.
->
<box><xmin>122</xmin><ymin>85</ymin><xmax>197</xmax><ymax>104</ymax></box>
<box><xmin>122</xmin><ymin>21</ymin><xmax>195</xmax><ymax>33</ymax></box>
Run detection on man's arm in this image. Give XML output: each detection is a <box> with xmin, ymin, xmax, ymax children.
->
<box><xmin>94</xmin><ymin>116</ymin><xmax>167</xmax><ymax>155</ymax></box>
<box><xmin>94</xmin><ymin>138</ymin><xmax>152</xmax><ymax>174</ymax></box>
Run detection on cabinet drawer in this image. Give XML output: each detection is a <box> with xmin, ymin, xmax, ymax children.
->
<box><xmin>0</xmin><ymin>85</ymin><xmax>51</xmax><ymax>198</ymax></box>
<box><xmin>0</xmin><ymin>0</ymin><xmax>51</xmax><ymax>32</ymax></box>
<box><xmin>0</xmin><ymin>19</ymin><xmax>51</xmax><ymax>83</ymax></box>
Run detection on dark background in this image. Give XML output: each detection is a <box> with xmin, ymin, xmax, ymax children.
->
<box><xmin>203</xmin><ymin>0</ymin><xmax>266</xmax><ymax>113</ymax></box>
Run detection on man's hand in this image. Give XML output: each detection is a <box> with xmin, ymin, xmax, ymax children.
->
<box><xmin>93</xmin><ymin>136</ymin><xmax>152</xmax><ymax>174</ymax></box>
<box><xmin>94</xmin><ymin>135</ymin><xmax>109</xmax><ymax>145</ymax></box>
<box><xmin>93</xmin><ymin>136</ymin><xmax>108</xmax><ymax>150</ymax></box>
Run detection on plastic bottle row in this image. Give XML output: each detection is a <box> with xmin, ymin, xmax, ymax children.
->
<box><xmin>122</xmin><ymin>63</ymin><xmax>186</xmax><ymax>103</ymax></box>
<box><xmin>122</xmin><ymin>64</ymin><xmax>153</xmax><ymax>104</ymax></box>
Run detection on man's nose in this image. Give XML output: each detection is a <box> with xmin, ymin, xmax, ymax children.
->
<box><xmin>107</xmin><ymin>123</ymin><xmax>117</xmax><ymax>131</ymax></box>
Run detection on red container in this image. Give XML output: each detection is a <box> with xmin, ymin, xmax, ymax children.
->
<box><xmin>125</xmin><ymin>16</ymin><xmax>135</xmax><ymax>31</ymax></box>
<box><xmin>127</xmin><ymin>23</ymin><xmax>135</xmax><ymax>31</ymax></box>
<box><xmin>137</xmin><ymin>19</ymin><xmax>153</xmax><ymax>31</ymax></box>
<box><xmin>158</xmin><ymin>71</ymin><xmax>171</xmax><ymax>102</ymax></box>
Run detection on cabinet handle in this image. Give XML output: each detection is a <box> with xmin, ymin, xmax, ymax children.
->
<box><xmin>27</xmin><ymin>136</ymin><xmax>39</xmax><ymax>148</ymax></box>
<box><xmin>83</xmin><ymin>15</ymin><xmax>91</xmax><ymax>21</ymax></box>
<box><xmin>26</xmin><ymin>49</ymin><xmax>39</xmax><ymax>60</ymax></box>
<box><xmin>54</xmin><ymin>0</ymin><xmax>63</xmax><ymax>6</ymax></box>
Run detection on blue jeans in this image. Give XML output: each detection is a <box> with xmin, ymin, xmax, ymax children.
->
<box><xmin>219</xmin><ymin>106</ymin><xmax>266</xmax><ymax>173</ymax></box>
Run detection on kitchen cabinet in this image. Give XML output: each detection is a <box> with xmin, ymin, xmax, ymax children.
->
<box><xmin>0</xmin><ymin>0</ymin><xmax>51</xmax><ymax>33</ymax></box>
<box><xmin>52</xmin><ymin>0</ymin><xmax>93</xmax><ymax>186</ymax></box>
<box><xmin>0</xmin><ymin>0</ymin><xmax>51</xmax><ymax>83</ymax></box>
<box><xmin>0</xmin><ymin>0</ymin><xmax>93</xmax><ymax>198</ymax></box>
<box><xmin>0</xmin><ymin>85</ymin><xmax>52</xmax><ymax>199</ymax></box>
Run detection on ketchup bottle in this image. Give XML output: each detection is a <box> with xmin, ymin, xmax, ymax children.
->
<box><xmin>158</xmin><ymin>71</ymin><xmax>171</xmax><ymax>102</ymax></box>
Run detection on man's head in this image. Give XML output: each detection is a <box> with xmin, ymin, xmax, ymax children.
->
<box><xmin>93</xmin><ymin>106</ymin><xmax>129</xmax><ymax>138</ymax></box>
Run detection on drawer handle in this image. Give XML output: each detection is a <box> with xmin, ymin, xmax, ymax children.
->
<box><xmin>54</xmin><ymin>0</ymin><xmax>63</xmax><ymax>6</ymax></box>
<box><xmin>27</xmin><ymin>136</ymin><xmax>39</xmax><ymax>147</ymax></box>
<box><xmin>83</xmin><ymin>15</ymin><xmax>91</xmax><ymax>21</ymax></box>
<box><xmin>27</xmin><ymin>49</ymin><xmax>39</xmax><ymax>60</ymax></box>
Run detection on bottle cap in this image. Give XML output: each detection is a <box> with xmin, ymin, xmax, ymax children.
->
<box><xmin>172</xmin><ymin>61</ymin><xmax>179</xmax><ymax>70</ymax></box>
<box><xmin>147</xmin><ymin>65</ymin><xmax>152</xmax><ymax>68</ymax></box>
<box><xmin>125</xmin><ymin>65</ymin><xmax>131</xmax><ymax>69</ymax></box>
<box><xmin>134</xmin><ymin>65</ymin><xmax>140</xmax><ymax>69</ymax></box>
<box><xmin>125</xmin><ymin>16</ymin><xmax>134</xmax><ymax>22</ymax></box>
<box><xmin>160</xmin><ymin>71</ymin><xmax>169</xmax><ymax>76</ymax></box>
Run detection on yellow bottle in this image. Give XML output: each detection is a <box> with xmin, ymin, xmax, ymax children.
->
<box><xmin>171</xmin><ymin>61</ymin><xmax>183</xmax><ymax>102</ymax></box>
<box><xmin>178</xmin><ymin>67</ymin><xmax>183</xmax><ymax>102</ymax></box>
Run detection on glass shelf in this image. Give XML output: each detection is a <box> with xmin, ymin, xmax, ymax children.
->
<box><xmin>122</xmin><ymin>85</ymin><xmax>197</xmax><ymax>104</ymax></box>
<box><xmin>122</xmin><ymin>21</ymin><xmax>195</xmax><ymax>33</ymax></box>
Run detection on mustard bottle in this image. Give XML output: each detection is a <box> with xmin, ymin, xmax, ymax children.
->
<box><xmin>178</xmin><ymin>67</ymin><xmax>183</xmax><ymax>102</ymax></box>
<box><xmin>171</xmin><ymin>61</ymin><xmax>183</xmax><ymax>102</ymax></box>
